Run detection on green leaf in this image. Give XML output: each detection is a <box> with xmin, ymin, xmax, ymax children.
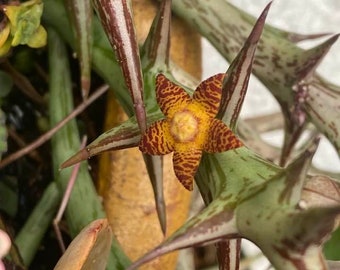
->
<box><xmin>65</xmin><ymin>0</ymin><xmax>92</xmax><ymax>99</ymax></box>
<box><xmin>324</xmin><ymin>227</ymin><xmax>340</xmax><ymax>260</ymax></box>
<box><xmin>48</xmin><ymin>27</ymin><xmax>130</xmax><ymax>270</ymax></box>
<box><xmin>0</xmin><ymin>177</ymin><xmax>18</xmax><ymax>217</ymax></box>
<box><xmin>15</xmin><ymin>182</ymin><xmax>61</xmax><ymax>266</ymax></box>
<box><xmin>0</xmin><ymin>70</ymin><xmax>13</xmax><ymax>98</ymax></box>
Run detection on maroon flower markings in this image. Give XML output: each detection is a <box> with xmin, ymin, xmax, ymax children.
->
<box><xmin>139</xmin><ymin>73</ymin><xmax>243</xmax><ymax>190</ymax></box>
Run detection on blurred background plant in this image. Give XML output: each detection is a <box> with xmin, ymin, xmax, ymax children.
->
<box><xmin>0</xmin><ymin>0</ymin><xmax>339</xmax><ymax>270</ymax></box>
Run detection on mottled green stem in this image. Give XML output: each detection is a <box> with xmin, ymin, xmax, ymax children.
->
<box><xmin>65</xmin><ymin>0</ymin><xmax>93</xmax><ymax>99</ymax></box>
<box><xmin>170</xmin><ymin>0</ymin><xmax>340</xmax><ymax>159</ymax></box>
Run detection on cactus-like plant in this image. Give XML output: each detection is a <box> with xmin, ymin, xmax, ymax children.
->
<box><xmin>0</xmin><ymin>0</ymin><xmax>339</xmax><ymax>269</ymax></box>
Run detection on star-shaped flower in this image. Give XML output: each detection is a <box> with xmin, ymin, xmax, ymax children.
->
<box><xmin>139</xmin><ymin>73</ymin><xmax>243</xmax><ymax>190</ymax></box>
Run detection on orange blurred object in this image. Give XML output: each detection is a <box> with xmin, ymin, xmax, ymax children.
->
<box><xmin>54</xmin><ymin>219</ymin><xmax>112</xmax><ymax>270</ymax></box>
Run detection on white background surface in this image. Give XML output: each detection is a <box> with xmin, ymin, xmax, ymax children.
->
<box><xmin>201</xmin><ymin>1</ymin><xmax>340</xmax><ymax>268</ymax></box>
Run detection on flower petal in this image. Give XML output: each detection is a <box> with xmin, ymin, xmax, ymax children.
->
<box><xmin>193</xmin><ymin>73</ymin><xmax>225</xmax><ymax>117</ymax></box>
<box><xmin>156</xmin><ymin>74</ymin><xmax>191</xmax><ymax>118</ymax></box>
<box><xmin>139</xmin><ymin>119</ymin><xmax>174</xmax><ymax>155</ymax></box>
<box><xmin>173</xmin><ymin>149</ymin><xmax>202</xmax><ymax>191</ymax></box>
<box><xmin>204</xmin><ymin>119</ymin><xmax>243</xmax><ymax>153</ymax></box>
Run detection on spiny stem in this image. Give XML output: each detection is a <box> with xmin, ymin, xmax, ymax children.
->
<box><xmin>0</xmin><ymin>84</ymin><xmax>108</xmax><ymax>169</ymax></box>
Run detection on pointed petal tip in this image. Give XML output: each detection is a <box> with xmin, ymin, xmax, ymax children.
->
<box><xmin>155</xmin><ymin>74</ymin><xmax>191</xmax><ymax>117</ymax></box>
<box><xmin>173</xmin><ymin>150</ymin><xmax>202</xmax><ymax>191</ymax></box>
<box><xmin>174</xmin><ymin>171</ymin><xmax>194</xmax><ymax>191</ymax></box>
<box><xmin>175</xmin><ymin>172</ymin><xmax>193</xmax><ymax>191</ymax></box>
<box><xmin>193</xmin><ymin>73</ymin><xmax>225</xmax><ymax>117</ymax></box>
<box><xmin>182</xmin><ymin>180</ymin><xmax>193</xmax><ymax>191</ymax></box>
<box><xmin>204</xmin><ymin>119</ymin><xmax>243</xmax><ymax>152</ymax></box>
<box><xmin>156</xmin><ymin>73</ymin><xmax>166</xmax><ymax>82</ymax></box>
<box><xmin>60</xmin><ymin>148</ymin><xmax>90</xmax><ymax>169</ymax></box>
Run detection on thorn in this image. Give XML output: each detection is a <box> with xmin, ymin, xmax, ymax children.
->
<box><xmin>218</xmin><ymin>1</ymin><xmax>272</xmax><ymax>127</ymax></box>
<box><xmin>156</xmin><ymin>198</ymin><xmax>167</xmax><ymax>236</ymax></box>
<box><xmin>60</xmin><ymin>147</ymin><xmax>90</xmax><ymax>169</ymax></box>
<box><xmin>288</xmin><ymin>32</ymin><xmax>332</xmax><ymax>43</ymax></box>
<box><xmin>279</xmin><ymin>137</ymin><xmax>320</xmax><ymax>204</ymax></box>
<box><xmin>297</xmin><ymin>34</ymin><xmax>339</xmax><ymax>81</ymax></box>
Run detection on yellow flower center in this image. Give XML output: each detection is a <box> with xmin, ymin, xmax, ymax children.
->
<box><xmin>170</xmin><ymin>110</ymin><xmax>198</xmax><ymax>143</ymax></box>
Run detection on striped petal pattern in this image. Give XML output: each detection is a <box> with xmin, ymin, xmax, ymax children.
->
<box><xmin>139</xmin><ymin>120</ymin><xmax>174</xmax><ymax>155</ymax></box>
<box><xmin>193</xmin><ymin>73</ymin><xmax>225</xmax><ymax>117</ymax></box>
<box><xmin>139</xmin><ymin>73</ymin><xmax>243</xmax><ymax>191</ymax></box>
<box><xmin>156</xmin><ymin>74</ymin><xmax>191</xmax><ymax>118</ymax></box>
<box><xmin>204</xmin><ymin>119</ymin><xmax>243</xmax><ymax>153</ymax></box>
<box><xmin>173</xmin><ymin>149</ymin><xmax>202</xmax><ymax>191</ymax></box>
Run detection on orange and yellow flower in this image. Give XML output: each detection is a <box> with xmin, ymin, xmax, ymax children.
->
<box><xmin>139</xmin><ymin>73</ymin><xmax>243</xmax><ymax>190</ymax></box>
